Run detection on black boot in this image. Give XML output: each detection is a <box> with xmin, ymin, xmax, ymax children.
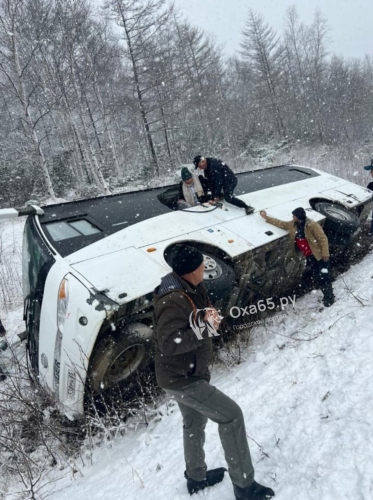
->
<box><xmin>245</xmin><ymin>205</ymin><xmax>255</xmax><ymax>215</ymax></box>
<box><xmin>322</xmin><ymin>284</ymin><xmax>335</xmax><ymax>307</ymax></box>
<box><xmin>184</xmin><ymin>467</ymin><xmax>227</xmax><ymax>495</ymax></box>
<box><xmin>234</xmin><ymin>480</ymin><xmax>275</xmax><ymax>499</ymax></box>
<box><xmin>323</xmin><ymin>295</ymin><xmax>335</xmax><ymax>307</ymax></box>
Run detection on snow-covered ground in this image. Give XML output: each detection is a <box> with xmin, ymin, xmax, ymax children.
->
<box><xmin>0</xmin><ymin>219</ymin><xmax>24</xmax><ymax>337</ymax></box>
<box><xmin>1</xmin><ymin>220</ymin><xmax>372</xmax><ymax>500</ymax></box>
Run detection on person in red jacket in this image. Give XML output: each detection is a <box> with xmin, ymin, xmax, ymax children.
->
<box><xmin>260</xmin><ymin>207</ymin><xmax>335</xmax><ymax>307</ymax></box>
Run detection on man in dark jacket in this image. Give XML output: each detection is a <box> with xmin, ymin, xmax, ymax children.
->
<box><xmin>363</xmin><ymin>159</ymin><xmax>373</xmax><ymax>234</ymax></box>
<box><xmin>193</xmin><ymin>156</ymin><xmax>255</xmax><ymax>214</ymax></box>
<box><xmin>153</xmin><ymin>244</ymin><xmax>274</xmax><ymax>499</ymax></box>
<box><xmin>260</xmin><ymin>207</ymin><xmax>335</xmax><ymax>307</ymax></box>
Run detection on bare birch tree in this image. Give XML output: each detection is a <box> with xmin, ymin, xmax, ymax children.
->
<box><xmin>0</xmin><ymin>0</ymin><xmax>56</xmax><ymax>199</ymax></box>
<box><xmin>104</xmin><ymin>0</ymin><xmax>174</xmax><ymax>175</ymax></box>
<box><xmin>240</xmin><ymin>10</ymin><xmax>286</xmax><ymax>138</ymax></box>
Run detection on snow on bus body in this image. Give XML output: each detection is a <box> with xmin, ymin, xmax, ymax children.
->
<box><xmin>20</xmin><ymin>166</ymin><xmax>373</xmax><ymax>417</ymax></box>
<box><xmin>64</xmin><ymin>167</ymin><xmax>371</xmax><ymax>272</ymax></box>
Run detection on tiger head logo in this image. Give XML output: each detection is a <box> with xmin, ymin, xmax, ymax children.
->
<box><xmin>189</xmin><ymin>308</ymin><xmax>221</xmax><ymax>340</ymax></box>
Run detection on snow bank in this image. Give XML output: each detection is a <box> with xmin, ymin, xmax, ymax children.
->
<box><xmin>45</xmin><ymin>250</ymin><xmax>373</xmax><ymax>500</ymax></box>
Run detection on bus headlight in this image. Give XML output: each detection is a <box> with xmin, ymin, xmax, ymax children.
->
<box><xmin>57</xmin><ymin>278</ymin><xmax>69</xmax><ymax>333</ymax></box>
<box><xmin>54</xmin><ymin>278</ymin><xmax>69</xmax><ymax>390</ymax></box>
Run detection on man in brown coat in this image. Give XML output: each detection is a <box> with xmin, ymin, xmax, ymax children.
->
<box><xmin>260</xmin><ymin>207</ymin><xmax>335</xmax><ymax>307</ymax></box>
<box><xmin>153</xmin><ymin>244</ymin><xmax>275</xmax><ymax>499</ymax></box>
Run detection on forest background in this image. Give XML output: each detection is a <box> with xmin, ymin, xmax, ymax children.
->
<box><xmin>0</xmin><ymin>0</ymin><xmax>372</xmax><ymax>207</ymax></box>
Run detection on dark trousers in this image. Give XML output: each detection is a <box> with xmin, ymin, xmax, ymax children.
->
<box><xmin>165</xmin><ymin>379</ymin><xmax>255</xmax><ymax>488</ymax></box>
<box><xmin>306</xmin><ymin>256</ymin><xmax>334</xmax><ymax>303</ymax></box>
<box><xmin>222</xmin><ymin>178</ymin><xmax>248</xmax><ymax>209</ymax></box>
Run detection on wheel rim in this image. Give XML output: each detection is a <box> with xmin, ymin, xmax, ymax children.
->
<box><xmin>106</xmin><ymin>344</ymin><xmax>145</xmax><ymax>385</ymax></box>
<box><xmin>323</xmin><ymin>206</ymin><xmax>352</xmax><ymax>221</ymax></box>
<box><xmin>203</xmin><ymin>254</ymin><xmax>223</xmax><ymax>280</ymax></box>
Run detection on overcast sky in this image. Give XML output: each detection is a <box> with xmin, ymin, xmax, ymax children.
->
<box><xmin>170</xmin><ymin>0</ymin><xmax>373</xmax><ymax>60</ymax></box>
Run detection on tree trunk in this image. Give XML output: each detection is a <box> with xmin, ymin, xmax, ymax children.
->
<box><xmin>11</xmin><ymin>28</ymin><xmax>55</xmax><ymax>200</ymax></box>
<box><xmin>92</xmin><ymin>77</ymin><xmax>123</xmax><ymax>179</ymax></box>
<box><xmin>70</xmin><ymin>76</ymin><xmax>110</xmax><ymax>194</ymax></box>
<box><xmin>118</xmin><ymin>5</ymin><xmax>159</xmax><ymax>174</ymax></box>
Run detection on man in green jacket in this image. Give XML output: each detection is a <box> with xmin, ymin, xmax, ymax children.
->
<box><xmin>153</xmin><ymin>244</ymin><xmax>275</xmax><ymax>499</ymax></box>
<box><xmin>260</xmin><ymin>207</ymin><xmax>335</xmax><ymax>307</ymax></box>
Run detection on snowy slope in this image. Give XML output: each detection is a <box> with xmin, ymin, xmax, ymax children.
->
<box><xmin>44</xmin><ymin>250</ymin><xmax>373</xmax><ymax>500</ymax></box>
<box><xmin>0</xmin><ymin>218</ymin><xmax>24</xmax><ymax>337</ymax></box>
<box><xmin>1</xmin><ymin>218</ymin><xmax>372</xmax><ymax>500</ymax></box>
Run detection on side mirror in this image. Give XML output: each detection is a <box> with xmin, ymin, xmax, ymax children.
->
<box><xmin>0</xmin><ymin>208</ymin><xmax>19</xmax><ymax>220</ymax></box>
<box><xmin>0</xmin><ymin>205</ymin><xmax>44</xmax><ymax>220</ymax></box>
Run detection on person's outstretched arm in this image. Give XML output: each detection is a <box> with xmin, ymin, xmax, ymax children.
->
<box><xmin>260</xmin><ymin>210</ymin><xmax>293</xmax><ymax>231</ymax></box>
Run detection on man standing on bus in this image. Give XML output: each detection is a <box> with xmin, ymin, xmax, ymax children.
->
<box><xmin>193</xmin><ymin>156</ymin><xmax>255</xmax><ymax>214</ymax></box>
